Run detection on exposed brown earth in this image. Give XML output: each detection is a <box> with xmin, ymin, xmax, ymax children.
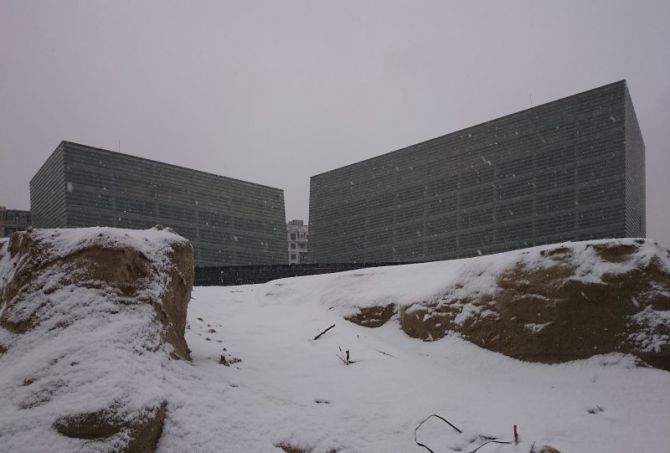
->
<box><xmin>345</xmin><ymin>303</ymin><xmax>395</xmax><ymax>327</ymax></box>
<box><xmin>0</xmin><ymin>227</ymin><xmax>193</xmax><ymax>452</ymax></box>
<box><xmin>53</xmin><ymin>402</ymin><xmax>168</xmax><ymax>453</ymax></box>
<box><xmin>346</xmin><ymin>240</ymin><xmax>670</xmax><ymax>369</ymax></box>
<box><xmin>0</xmin><ymin>229</ymin><xmax>193</xmax><ymax>360</ymax></box>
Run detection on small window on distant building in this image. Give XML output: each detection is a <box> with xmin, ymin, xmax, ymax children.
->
<box><xmin>290</xmin><ymin>243</ymin><xmax>296</xmax><ymax>249</ymax></box>
<box><xmin>290</xmin><ymin>254</ymin><xmax>296</xmax><ymax>260</ymax></box>
<box><xmin>290</xmin><ymin>233</ymin><xmax>296</xmax><ymax>240</ymax></box>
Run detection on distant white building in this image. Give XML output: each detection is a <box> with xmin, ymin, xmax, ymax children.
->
<box><xmin>287</xmin><ymin>219</ymin><xmax>308</xmax><ymax>264</ymax></box>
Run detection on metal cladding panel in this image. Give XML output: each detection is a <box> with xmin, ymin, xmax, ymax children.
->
<box><xmin>29</xmin><ymin>143</ymin><xmax>68</xmax><ymax>228</ymax></box>
<box><xmin>310</xmin><ymin>81</ymin><xmax>639</xmax><ymax>263</ymax></box>
<box><xmin>32</xmin><ymin>141</ymin><xmax>287</xmax><ymax>266</ymax></box>
<box><xmin>624</xmin><ymin>85</ymin><xmax>646</xmax><ymax>237</ymax></box>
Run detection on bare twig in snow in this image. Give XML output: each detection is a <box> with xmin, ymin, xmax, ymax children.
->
<box><xmin>336</xmin><ymin>346</ymin><xmax>354</xmax><ymax>365</ymax></box>
<box><xmin>414</xmin><ymin>413</ymin><xmax>513</xmax><ymax>453</ymax></box>
<box><xmin>313</xmin><ymin>324</ymin><xmax>335</xmax><ymax>340</ymax></box>
<box><xmin>414</xmin><ymin>414</ymin><xmax>462</xmax><ymax>453</ymax></box>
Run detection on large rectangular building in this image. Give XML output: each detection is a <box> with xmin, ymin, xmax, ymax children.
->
<box><xmin>31</xmin><ymin>141</ymin><xmax>287</xmax><ymax>266</ymax></box>
<box><xmin>309</xmin><ymin>80</ymin><xmax>645</xmax><ymax>263</ymax></box>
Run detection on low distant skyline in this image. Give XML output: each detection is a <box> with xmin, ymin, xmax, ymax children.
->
<box><xmin>1</xmin><ymin>1</ymin><xmax>669</xmax><ymax>245</ymax></box>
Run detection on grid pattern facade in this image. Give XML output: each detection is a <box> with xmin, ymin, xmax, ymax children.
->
<box><xmin>0</xmin><ymin>207</ymin><xmax>31</xmax><ymax>237</ymax></box>
<box><xmin>309</xmin><ymin>81</ymin><xmax>645</xmax><ymax>263</ymax></box>
<box><xmin>30</xmin><ymin>142</ymin><xmax>287</xmax><ymax>266</ymax></box>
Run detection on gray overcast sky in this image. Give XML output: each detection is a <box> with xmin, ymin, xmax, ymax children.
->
<box><xmin>1</xmin><ymin>1</ymin><xmax>669</xmax><ymax>244</ymax></box>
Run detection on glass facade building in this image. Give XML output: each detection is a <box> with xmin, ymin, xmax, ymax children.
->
<box><xmin>31</xmin><ymin>142</ymin><xmax>287</xmax><ymax>266</ymax></box>
<box><xmin>309</xmin><ymin>81</ymin><xmax>645</xmax><ymax>263</ymax></box>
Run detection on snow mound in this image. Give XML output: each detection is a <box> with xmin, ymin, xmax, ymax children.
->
<box><xmin>0</xmin><ymin>227</ymin><xmax>193</xmax><ymax>452</ymax></box>
<box><xmin>271</xmin><ymin>238</ymin><xmax>670</xmax><ymax>369</ymax></box>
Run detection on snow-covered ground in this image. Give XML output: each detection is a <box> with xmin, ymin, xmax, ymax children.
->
<box><xmin>161</xmin><ymin>276</ymin><xmax>670</xmax><ymax>452</ymax></box>
<box><xmin>2</xmin><ymin>231</ymin><xmax>669</xmax><ymax>452</ymax></box>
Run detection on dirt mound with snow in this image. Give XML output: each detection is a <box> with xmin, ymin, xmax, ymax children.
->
<box><xmin>0</xmin><ymin>227</ymin><xmax>192</xmax><ymax>452</ymax></box>
<box><xmin>341</xmin><ymin>239</ymin><xmax>670</xmax><ymax>369</ymax></box>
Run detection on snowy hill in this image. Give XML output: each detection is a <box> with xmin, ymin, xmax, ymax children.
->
<box><xmin>177</xmin><ymin>238</ymin><xmax>670</xmax><ymax>452</ymax></box>
<box><xmin>1</xmin><ymin>230</ymin><xmax>669</xmax><ymax>452</ymax></box>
